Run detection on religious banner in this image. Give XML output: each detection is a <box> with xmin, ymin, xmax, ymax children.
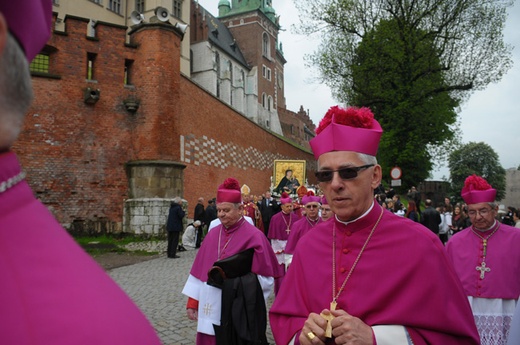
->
<box><xmin>273</xmin><ymin>160</ymin><xmax>306</xmax><ymax>196</ymax></box>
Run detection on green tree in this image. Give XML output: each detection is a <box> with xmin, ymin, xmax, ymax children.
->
<box><xmin>350</xmin><ymin>18</ymin><xmax>460</xmax><ymax>186</ymax></box>
<box><xmin>295</xmin><ymin>0</ymin><xmax>513</xmax><ymax>184</ymax></box>
<box><xmin>448</xmin><ymin>142</ymin><xmax>506</xmax><ymax>201</ymax></box>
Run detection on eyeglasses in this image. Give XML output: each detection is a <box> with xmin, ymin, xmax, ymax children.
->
<box><xmin>315</xmin><ymin>164</ymin><xmax>374</xmax><ymax>183</ymax></box>
<box><xmin>305</xmin><ymin>204</ymin><xmax>319</xmax><ymax>209</ymax></box>
<box><xmin>321</xmin><ymin>208</ymin><xmax>331</xmax><ymax>212</ymax></box>
<box><xmin>467</xmin><ymin>208</ymin><xmax>493</xmax><ymax>217</ymax></box>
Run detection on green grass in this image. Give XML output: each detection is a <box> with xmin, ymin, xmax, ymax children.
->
<box><xmin>74</xmin><ymin>234</ymin><xmax>161</xmax><ymax>256</ymax></box>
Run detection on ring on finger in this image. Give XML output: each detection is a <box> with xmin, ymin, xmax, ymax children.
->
<box><xmin>306</xmin><ymin>331</ymin><xmax>316</xmax><ymax>340</ymax></box>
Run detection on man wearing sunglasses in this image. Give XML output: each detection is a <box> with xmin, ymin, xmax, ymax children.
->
<box><xmin>446</xmin><ymin>175</ymin><xmax>520</xmax><ymax>345</ymax></box>
<box><xmin>285</xmin><ymin>191</ymin><xmax>322</xmax><ymax>268</ymax></box>
<box><xmin>269</xmin><ymin>106</ymin><xmax>479</xmax><ymax>345</ymax></box>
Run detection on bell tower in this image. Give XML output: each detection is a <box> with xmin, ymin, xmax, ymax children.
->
<box><xmin>216</xmin><ymin>0</ymin><xmax>286</xmax><ymax>129</ymax></box>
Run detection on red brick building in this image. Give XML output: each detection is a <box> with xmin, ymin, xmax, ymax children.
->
<box><xmin>14</xmin><ymin>14</ymin><xmax>315</xmax><ymax>234</ymax></box>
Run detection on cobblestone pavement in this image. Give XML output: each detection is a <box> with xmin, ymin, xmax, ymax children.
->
<box><xmin>109</xmin><ymin>243</ymin><xmax>276</xmax><ymax>345</ymax></box>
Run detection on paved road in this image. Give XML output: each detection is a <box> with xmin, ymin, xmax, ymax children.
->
<box><xmin>108</xmin><ymin>249</ymin><xmax>276</xmax><ymax>345</ymax></box>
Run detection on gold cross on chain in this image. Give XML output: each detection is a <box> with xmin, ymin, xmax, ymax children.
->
<box><xmin>320</xmin><ymin>301</ymin><xmax>336</xmax><ymax>338</ymax></box>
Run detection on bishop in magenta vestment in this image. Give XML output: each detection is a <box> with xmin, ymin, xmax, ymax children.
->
<box><xmin>270</xmin><ymin>202</ymin><xmax>480</xmax><ymax>344</ymax></box>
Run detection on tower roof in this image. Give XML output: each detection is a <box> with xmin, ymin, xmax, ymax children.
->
<box><xmin>203</xmin><ymin>8</ymin><xmax>249</xmax><ymax>68</ymax></box>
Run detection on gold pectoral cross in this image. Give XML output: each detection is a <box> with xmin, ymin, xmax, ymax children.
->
<box><xmin>320</xmin><ymin>301</ymin><xmax>336</xmax><ymax>338</ymax></box>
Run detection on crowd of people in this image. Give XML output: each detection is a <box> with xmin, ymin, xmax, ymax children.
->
<box><xmin>178</xmin><ymin>106</ymin><xmax>520</xmax><ymax>345</ymax></box>
<box><xmin>2</xmin><ymin>2</ymin><xmax>519</xmax><ymax>343</ymax></box>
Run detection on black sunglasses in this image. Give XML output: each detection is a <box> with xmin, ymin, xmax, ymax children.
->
<box><xmin>315</xmin><ymin>164</ymin><xmax>374</xmax><ymax>182</ymax></box>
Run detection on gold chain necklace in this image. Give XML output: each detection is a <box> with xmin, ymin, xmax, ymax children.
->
<box><xmin>471</xmin><ymin>221</ymin><xmax>500</xmax><ymax>279</ymax></box>
<box><xmin>217</xmin><ymin>218</ymin><xmax>244</xmax><ymax>259</ymax></box>
<box><xmin>331</xmin><ymin>207</ymin><xmax>384</xmax><ymax>310</ymax></box>
<box><xmin>306</xmin><ymin>216</ymin><xmax>320</xmax><ymax>227</ymax></box>
<box><xmin>282</xmin><ymin>212</ymin><xmax>292</xmax><ymax>234</ymax></box>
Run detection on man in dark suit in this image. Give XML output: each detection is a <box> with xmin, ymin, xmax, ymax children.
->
<box><xmin>420</xmin><ymin>199</ymin><xmax>441</xmax><ymax>235</ymax></box>
<box><xmin>204</xmin><ymin>198</ymin><xmax>217</xmax><ymax>232</ymax></box>
<box><xmin>258</xmin><ymin>191</ymin><xmax>279</xmax><ymax>236</ymax></box>
<box><xmin>194</xmin><ymin>197</ymin><xmax>205</xmax><ymax>248</ymax></box>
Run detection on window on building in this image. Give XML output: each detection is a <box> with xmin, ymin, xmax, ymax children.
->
<box><xmin>124</xmin><ymin>59</ymin><xmax>134</xmax><ymax>85</ymax></box>
<box><xmin>53</xmin><ymin>0</ymin><xmax>59</xmax><ymax>5</ymax></box>
<box><xmin>172</xmin><ymin>0</ymin><xmax>182</xmax><ymax>18</ymax></box>
<box><xmin>87</xmin><ymin>52</ymin><xmax>97</xmax><ymax>80</ymax></box>
<box><xmin>228</xmin><ymin>61</ymin><xmax>233</xmax><ymax>105</ymax></box>
<box><xmin>262</xmin><ymin>93</ymin><xmax>267</xmax><ymax>108</ymax></box>
<box><xmin>215</xmin><ymin>52</ymin><xmax>220</xmax><ymax>98</ymax></box>
<box><xmin>190</xmin><ymin>49</ymin><xmax>194</xmax><ymax>74</ymax></box>
<box><xmin>262</xmin><ymin>32</ymin><xmax>270</xmax><ymax>58</ymax></box>
<box><xmin>135</xmin><ymin>0</ymin><xmax>145</xmax><ymax>13</ymax></box>
<box><xmin>108</xmin><ymin>0</ymin><xmax>121</xmax><ymax>14</ymax></box>
<box><xmin>262</xmin><ymin>65</ymin><xmax>271</xmax><ymax>81</ymax></box>
<box><xmin>267</xmin><ymin>96</ymin><xmax>273</xmax><ymax>111</ymax></box>
<box><xmin>30</xmin><ymin>53</ymin><xmax>50</xmax><ymax>74</ymax></box>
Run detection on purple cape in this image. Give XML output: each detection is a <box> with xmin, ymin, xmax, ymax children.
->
<box><xmin>189</xmin><ymin>217</ymin><xmax>282</xmax><ymax>281</ymax></box>
<box><xmin>268</xmin><ymin>211</ymin><xmax>299</xmax><ymax>240</ymax></box>
<box><xmin>269</xmin><ymin>203</ymin><xmax>479</xmax><ymax>345</ymax></box>
<box><xmin>285</xmin><ymin>216</ymin><xmax>321</xmax><ymax>254</ymax></box>
<box><xmin>0</xmin><ymin>152</ymin><xmax>161</xmax><ymax>345</ymax></box>
<box><xmin>446</xmin><ymin>224</ymin><xmax>520</xmax><ymax>299</ymax></box>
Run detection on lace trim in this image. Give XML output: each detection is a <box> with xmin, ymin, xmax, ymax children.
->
<box><xmin>474</xmin><ymin>314</ymin><xmax>513</xmax><ymax>345</ymax></box>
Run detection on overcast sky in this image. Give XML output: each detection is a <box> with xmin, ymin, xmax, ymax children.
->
<box><xmin>197</xmin><ymin>1</ymin><xmax>520</xmax><ymax>181</ymax></box>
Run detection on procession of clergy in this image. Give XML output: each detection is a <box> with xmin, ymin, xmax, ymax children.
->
<box><xmin>10</xmin><ymin>2</ymin><xmax>517</xmax><ymax>344</ymax></box>
<box><xmin>181</xmin><ymin>105</ymin><xmax>520</xmax><ymax>345</ymax></box>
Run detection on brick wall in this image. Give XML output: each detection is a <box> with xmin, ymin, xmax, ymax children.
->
<box><xmin>13</xmin><ymin>15</ymin><xmax>315</xmax><ymax>233</ymax></box>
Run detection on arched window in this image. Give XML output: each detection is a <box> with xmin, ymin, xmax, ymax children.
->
<box><xmin>262</xmin><ymin>32</ymin><xmax>270</xmax><ymax>58</ymax></box>
<box><xmin>262</xmin><ymin>93</ymin><xmax>267</xmax><ymax>108</ymax></box>
<box><xmin>267</xmin><ymin>96</ymin><xmax>273</xmax><ymax>111</ymax></box>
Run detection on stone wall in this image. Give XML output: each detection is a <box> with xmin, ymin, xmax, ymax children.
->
<box><xmin>123</xmin><ymin>198</ymin><xmax>171</xmax><ymax>236</ymax></box>
<box><xmin>502</xmin><ymin>169</ymin><xmax>520</xmax><ymax>208</ymax></box>
<box><xmin>15</xmin><ymin>15</ymin><xmax>315</xmax><ymax>234</ymax></box>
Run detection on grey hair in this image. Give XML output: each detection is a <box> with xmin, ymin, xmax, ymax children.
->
<box><xmin>0</xmin><ymin>33</ymin><xmax>33</xmax><ymax>149</ymax></box>
<box><xmin>487</xmin><ymin>202</ymin><xmax>498</xmax><ymax>209</ymax></box>
<box><xmin>317</xmin><ymin>152</ymin><xmax>377</xmax><ymax>169</ymax></box>
<box><xmin>172</xmin><ymin>197</ymin><xmax>182</xmax><ymax>204</ymax></box>
<box><xmin>357</xmin><ymin>153</ymin><xmax>377</xmax><ymax>165</ymax></box>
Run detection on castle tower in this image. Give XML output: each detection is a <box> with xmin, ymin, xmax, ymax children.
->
<box><xmin>216</xmin><ymin>0</ymin><xmax>286</xmax><ymax>132</ymax></box>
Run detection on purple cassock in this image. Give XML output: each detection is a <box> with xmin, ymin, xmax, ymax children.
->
<box><xmin>285</xmin><ymin>216</ymin><xmax>322</xmax><ymax>254</ymax></box>
<box><xmin>269</xmin><ymin>201</ymin><xmax>480</xmax><ymax>345</ymax></box>
<box><xmin>182</xmin><ymin>217</ymin><xmax>282</xmax><ymax>345</ymax></box>
<box><xmin>268</xmin><ymin>211</ymin><xmax>299</xmax><ymax>241</ymax></box>
<box><xmin>267</xmin><ymin>211</ymin><xmax>299</xmax><ymax>294</ymax></box>
<box><xmin>446</xmin><ymin>223</ymin><xmax>520</xmax><ymax>344</ymax></box>
<box><xmin>0</xmin><ymin>152</ymin><xmax>162</xmax><ymax>344</ymax></box>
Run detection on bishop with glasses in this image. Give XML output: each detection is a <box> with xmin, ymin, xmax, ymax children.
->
<box><xmin>269</xmin><ymin>105</ymin><xmax>479</xmax><ymax>345</ymax></box>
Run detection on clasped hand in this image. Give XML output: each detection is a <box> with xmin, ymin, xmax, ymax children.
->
<box><xmin>299</xmin><ymin>309</ymin><xmax>373</xmax><ymax>345</ymax></box>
